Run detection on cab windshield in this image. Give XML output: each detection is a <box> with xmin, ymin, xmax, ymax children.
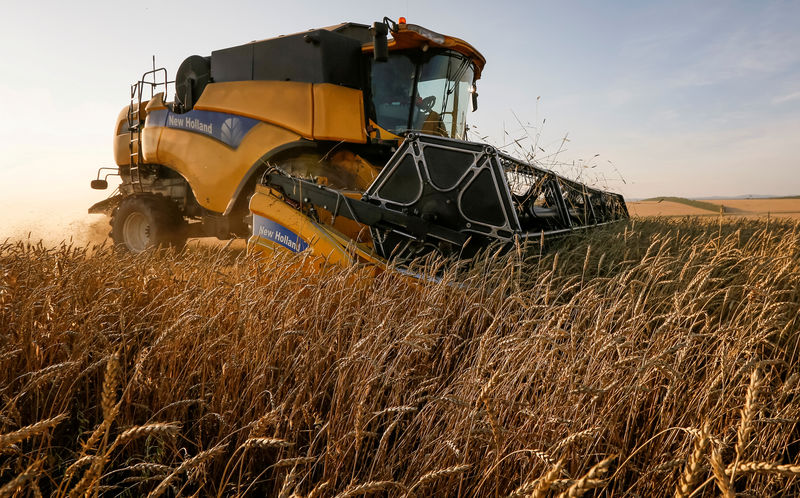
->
<box><xmin>371</xmin><ymin>50</ymin><xmax>475</xmax><ymax>139</ymax></box>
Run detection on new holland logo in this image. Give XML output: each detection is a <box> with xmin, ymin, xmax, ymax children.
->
<box><xmin>253</xmin><ymin>215</ymin><xmax>309</xmax><ymax>253</ymax></box>
<box><xmin>148</xmin><ymin>109</ymin><xmax>259</xmax><ymax>149</ymax></box>
<box><xmin>220</xmin><ymin>118</ymin><xmax>245</xmax><ymax>146</ymax></box>
<box><xmin>167</xmin><ymin>114</ymin><xmax>213</xmax><ymax>134</ymax></box>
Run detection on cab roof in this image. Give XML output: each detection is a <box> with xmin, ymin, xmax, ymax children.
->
<box><xmin>251</xmin><ymin>21</ymin><xmax>486</xmax><ymax>79</ymax></box>
<box><xmin>353</xmin><ymin>21</ymin><xmax>486</xmax><ymax>79</ymax></box>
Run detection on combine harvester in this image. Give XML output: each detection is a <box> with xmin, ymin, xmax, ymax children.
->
<box><xmin>90</xmin><ymin>18</ymin><xmax>628</xmax><ymax>269</ymax></box>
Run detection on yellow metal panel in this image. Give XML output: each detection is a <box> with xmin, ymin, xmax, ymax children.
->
<box><xmin>249</xmin><ymin>187</ymin><xmax>354</xmax><ymax>267</ymax></box>
<box><xmin>113</xmin><ymin>106</ymin><xmax>131</xmax><ymax>166</ymax></box>
<box><xmin>113</xmin><ymin>133</ymin><xmax>130</xmax><ymax>166</ymax></box>
<box><xmin>114</xmin><ymin>106</ymin><xmax>129</xmax><ymax>136</ymax></box>
<box><xmin>194</xmin><ymin>81</ymin><xmax>314</xmax><ymax>138</ymax></box>
<box><xmin>141</xmin><ymin>126</ymin><xmax>162</xmax><ymax>163</ymax></box>
<box><xmin>312</xmin><ymin>84</ymin><xmax>367</xmax><ymax>143</ymax></box>
<box><xmin>144</xmin><ymin>92</ymin><xmax>167</xmax><ymax>112</ymax></box>
<box><xmin>249</xmin><ymin>186</ymin><xmax>387</xmax><ymax>269</ymax></box>
<box><xmin>368</xmin><ymin>119</ymin><xmax>402</xmax><ymax>142</ymax></box>
<box><xmin>155</xmin><ymin>122</ymin><xmax>302</xmax><ymax>213</ymax></box>
<box><xmin>114</xmin><ymin>94</ymin><xmax>166</xmax><ymax>166</ymax></box>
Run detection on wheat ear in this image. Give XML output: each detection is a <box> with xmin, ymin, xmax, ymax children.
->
<box><xmin>102</xmin><ymin>352</ymin><xmax>121</xmax><ymax>421</ymax></box>
<box><xmin>479</xmin><ymin>373</ymin><xmax>504</xmax><ymax>450</ymax></box>
<box><xmin>674</xmin><ymin>422</ymin><xmax>710</xmax><ymax>498</ymax></box>
<box><xmin>0</xmin><ymin>413</ymin><xmax>67</xmax><ymax>451</ymax></box>
<box><xmin>278</xmin><ymin>466</ymin><xmax>298</xmax><ymax>498</ymax></box>
<box><xmin>709</xmin><ymin>446</ymin><xmax>734</xmax><ymax>498</ymax></box>
<box><xmin>148</xmin><ymin>444</ymin><xmax>226</xmax><ymax>498</ymax></box>
<box><xmin>0</xmin><ymin>459</ymin><xmax>43</xmax><ymax>498</ymax></box>
<box><xmin>735</xmin><ymin>368</ymin><xmax>762</xmax><ymax>461</ymax></box>
<box><xmin>68</xmin><ymin>454</ymin><xmax>107</xmax><ymax>498</ymax></box>
<box><xmin>508</xmin><ymin>460</ymin><xmax>563</xmax><ymax>498</ymax></box>
<box><xmin>307</xmin><ymin>480</ymin><xmax>331</xmax><ymax>498</ymax></box>
<box><xmin>334</xmin><ymin>480</ymin><xmax>408</xmax><ymax>497</ymax></box>
<box><xmin>726</xmin><ymin>461</ymin><xmax>800</xmax><ymax>477</ymax></box>
<box><xmin>408</xmin><ymin>464</ymin><xmax>470</xmax><ymax>493</ymax></box>
<box><xmin>110</xmin><ymin>422</ymin><xmax>181</xmax><ymax>452</ymax></box>
<box><xmin>123</xmin><ymin>462</ymin><xmax>173</xmax><ymax>474</ymax></box>
<box><xmin>243</xmin><ymin>437</ymin><xmax>293</xmax><ymax>449</ymax></box>
<box><xmin>557</xmin><ymin>454</ymin><xmax>616</xmax><ymax>498</ymax></box>
<box><xmin>64</xmin><ymin>455</ymin><xmax>98</xmax><ymax>478</ymax></box>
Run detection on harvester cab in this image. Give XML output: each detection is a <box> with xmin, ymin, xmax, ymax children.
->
<box><xmin>90</xmin><ymin>18</ymin><xmax>627</xmax><ymax>265</ymax></box>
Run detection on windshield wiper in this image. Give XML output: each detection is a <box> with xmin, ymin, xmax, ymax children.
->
<box><xmin>447</xmin><ymin>58</ymin><xmax>471</xmax><ymax>96</ymax></box>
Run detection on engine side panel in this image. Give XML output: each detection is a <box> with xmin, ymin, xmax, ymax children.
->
<box><xmin>146</xmin><ymin>120</ymin><xmax>302</xmax><ymax>213</ymax></box>
<box><xmin>136</xmin><ymin>81</ymin><xmax>369</xmax><ymax>213</ymax></box>
<box><xmin>193</xmin><ymin>81</ymin><xmax>315</xmax><ymax>138</ymax></box>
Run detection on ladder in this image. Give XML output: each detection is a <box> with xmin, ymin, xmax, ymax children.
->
<box><xmin>127</xmin><ymin>62</ymin><xmax>169</xmax><ymax>193</ymax></box>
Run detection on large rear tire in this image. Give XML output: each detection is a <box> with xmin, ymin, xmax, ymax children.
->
<box><xmin>110</xmin><ymin>196</ymin><xmax>186</xmax><ymax>252</ymax></box>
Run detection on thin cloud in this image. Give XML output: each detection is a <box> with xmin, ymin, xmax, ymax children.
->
<box><xmin>772</xmin><ymin>91</ymin><xmax>800</xmax><ymax>105</ymax></box>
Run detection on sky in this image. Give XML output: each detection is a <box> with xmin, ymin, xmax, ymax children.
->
<box><xmin>1</xmin><ymin>0</ymin><xmax>799</xmax><ymax>240</ymax></box>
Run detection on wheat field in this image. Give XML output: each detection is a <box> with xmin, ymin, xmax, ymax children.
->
<box><xmin>628</xmin><ymin>197</ymin><xmax>800</xmax><ymax>218</ymax></box>
<box><xmin>1</xmin><ymin>217</ymin><xmax>799</xmax><ymax>496</ymax></box>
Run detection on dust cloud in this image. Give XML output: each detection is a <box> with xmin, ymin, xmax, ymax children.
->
<box><xmin>0</xmin><ymin>197</ymin><xmax>112</xmax><ymax>248</ymax></box>
<box><xmin>0</xmin><ymin>196</ymin><xmax>247</xmax><ymax>251</ymax></box>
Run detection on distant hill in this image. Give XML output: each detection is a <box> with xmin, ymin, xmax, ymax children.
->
<box><xmin>641</xmin><ymin>197</ymin><xmax>725</xmax><ymax>213</ymax></box>
<box><xmin>696</xmin><ymin>194</ymin><xmax>800</xmax><ymax>200</ymax></box>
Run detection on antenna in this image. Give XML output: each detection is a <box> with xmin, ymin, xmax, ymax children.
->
<box><xmin>151</xmin><ymin>55</ymin><xmax>157</xmax><ymax>98</ymax></box>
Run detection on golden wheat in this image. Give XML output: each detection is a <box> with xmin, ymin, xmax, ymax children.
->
<box><xmin>726</xmin><ymin>461</ymin><xmax>800</xmax><ymax>477</ymax></box>
<box><xmin>0</xmin><ymin>413</ymin><xmax>67</xmax><ymax>451</ymax></box>
<box><xmin>709</xmin><ymin>446</ymin><xmax>734</xmax><ymax>498</ymax></box>
<box><xmin>0</xmin><ymin>218</ymin><xmax>799</xmax><ymax>496</ymax></box>
<box><xmin>735</xmin><ymin>368</ymin><xmax>762</xmax><ymax>461</ymax></box>
<box><xmin>557</xmin><ymin>455</ymin><xmax>615</xmax><ymax>498</ymax></box>
<box><xmin>334</xmin><ymin>480</ymin><xmax>407</xmax><ymax>497</ymax></box>
<box><xmin>110</xmin><ymin>422</ymin><xmax>181</xmax><ymax>450</ymax></box>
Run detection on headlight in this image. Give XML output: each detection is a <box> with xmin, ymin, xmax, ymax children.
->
<box><xmin>405</xmin><ymin>24</ymin><xmax>446</xmax><ymax>45</ymax></box>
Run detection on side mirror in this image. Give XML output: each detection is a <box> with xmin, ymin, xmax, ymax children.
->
<box><xmin>91</xmin><ymin>179</ymin><xmax>108</xmax><ymax>190</ymax></box>
<box><xmin>371</xmin><ymin>22</ymin><xmax>389</xmax><ymax>62</ymax></box>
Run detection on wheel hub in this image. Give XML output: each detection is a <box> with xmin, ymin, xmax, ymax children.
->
<box><xmin>122</xmin><ymin>212</ymin><xmax>152</xmax><ymax>252</ymax></box>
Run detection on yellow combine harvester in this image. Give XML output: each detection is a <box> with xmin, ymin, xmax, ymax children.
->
<box><xmin>90</xmin><ymin>18</ymin><xmax>628</xmax><ymax>268</ymax></box>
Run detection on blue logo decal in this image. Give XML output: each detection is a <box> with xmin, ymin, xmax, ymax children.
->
<box><xmin>253</xmin><ymin>215</ymin><xmax>309</xmax><ymax>253</ymax></box>
<box><xmin>145</xmin><ymin>109</ymin><xmax>259</xmax><ymax>148</ymax></box>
